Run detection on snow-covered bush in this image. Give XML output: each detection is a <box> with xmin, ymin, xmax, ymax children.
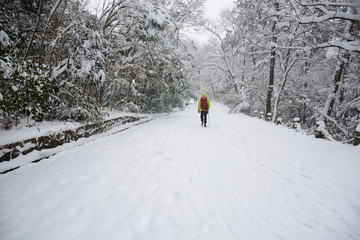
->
<box><xmin>231</xmin><ymin>101</ymin><xmax>251</xmax><ymax>114</ymax></box>
<box><xmin>0</xmin><ymin>55</ymin><xmax>57</xmax><ymax>129</ymax></box>
<box><xmin>315</xmin><ymin>120</ymin><xmax>335</xmax><ymax>141</ymax></box>
<box><xmin>292</xmin><ymin>117</ymin><xmax>302</xmax><ymax>132</ymax></box>
<box><xmin>276</xmin><ymin>117</ymin><xmax>283</xmax><ymax>125</ymax></box>
<box><xmin>55</xmin><ymin>26</ymin><xmax>106</xmax><ymax>122</ymax></box>
<box><xmin>122</xmin><ymin>102</ymin><xmax>139</xmax><ymax>113</ymax></box>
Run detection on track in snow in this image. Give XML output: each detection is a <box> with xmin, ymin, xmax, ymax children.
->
<box><xmin>1</xmin><ymin>103</ymin><xmax>360</xmax><ymax>240</ymax></box>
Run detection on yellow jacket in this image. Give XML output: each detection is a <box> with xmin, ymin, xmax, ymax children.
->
<box><xmin>198</xmin><ymin>93</ymin><xmax>210</xmax><ymax>112</ymax></box>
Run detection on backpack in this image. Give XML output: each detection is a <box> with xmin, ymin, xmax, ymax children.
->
<box><xmin>201</xmin><ymin>97</ymin><xmax>209</xmax><ymax>111</ymax></box>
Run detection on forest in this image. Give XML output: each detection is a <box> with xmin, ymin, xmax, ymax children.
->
<box><xmin>1</xmin><ymin>0</ymin><xmax>359</xmax><ymax>142</ymax></box>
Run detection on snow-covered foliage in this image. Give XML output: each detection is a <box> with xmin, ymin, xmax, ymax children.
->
<box><xmin>0</xmin><ymin>30</ymin><xmax>11</xmax><ymax>47</ymax></box>
<box><xmin>231</xmin><ymin>101</ymin><xmax>251</xmax><ymax>114</ymax></box>
<box><xmin>194</xmin><ymin>0</ymin><xmax>360</xmax><ymax>142</ymax></box>
<box><xmin>97</xmin><ymin>0</ymin><xmax>202</xmax><ymax>113</ymax></box>
<box><xmin>0</xmin><ymin>60</ymin><xmax>56</xmax><ymax>125</ymax></box>
<box><xmin>122</xmin><ymin>102</ymin><xmax>140</xmax><ymax>113</ymax></box>
<box><xmin>0</xmin><ymin>31</ymin><xmax>57</xmax><ymax>129</ymax></box>
<box><xmin>0</xmin><ymin>0</ymin><xmax>205</xmax><ymax>129</ymax></box>
<box><xmin>3</xmin><ymin>0</ymin><xmax>357</xmax><ymax>142</ymax></box>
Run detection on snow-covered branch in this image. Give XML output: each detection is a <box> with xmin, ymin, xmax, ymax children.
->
<box><xmin>51</xmin><ymin>58</ymin><xmax>69</xmax><ymax>80</ymax></box>
<box><xmin>100</xmin><ymin>0</ymin><xmax>128</xmax><ymax>36</ymax></box>
<box><xmin>300</xmin><ymin>1</ymin><xmax>360</xmax><ymax>8</ymax></box>
<box><xmin>336</xmin><ymin>96</ymin><xmax>360</xmax><ymax>120</ymax></box>
<box><xmin>318</xmin><ymin>41</ymin><xmax>360</xmax><ymax>53</ymax></box>
<box><xmin>299</xmin><ymin>11</ymin><xmax>360</xmax><ymax>24</ymax></box>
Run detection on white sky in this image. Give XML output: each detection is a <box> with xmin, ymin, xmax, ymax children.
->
<box><xmin>205</xmin><ymin>0</ymin><xmax>235</xmax><ymax>19</ymax></box>
<box><xmin>184</xmin><ymin>0</ymin><xmax>235</xmax><ymax>44</ymax></box>
<box><xmin>86</xmin><ymin>0</ymin><xmax>236</xmax><ymax>44</ymax></box>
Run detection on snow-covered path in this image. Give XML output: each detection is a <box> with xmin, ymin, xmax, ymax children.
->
<box><xmin>1</xmin><ymin>103</ymin><xmax>360</xmax><ymax>240</ymax></box>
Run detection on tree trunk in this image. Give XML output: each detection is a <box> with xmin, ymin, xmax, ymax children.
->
<box><xmin>126</xmin><ymin>80</ymin><xmax>132</xmax><ymax>104</ymax></box>
<box><xmin>110</xmin><ymin>80</ymin><xmax>117</xmax><ymax>111</ymax></box>
<box><xmin>325</xmin><ymin>60</ymin><xmax>345</xmax><ymax>117</ymax></box>
<box><xmin>266</xmin><ymin>21</ymin><xmax>277</xmax><ymax>116</ymax></box>
<box><xmin>233</xmin><ymin>81</ymin><xmax>239</xmax><ymax>94</ymax></box>
<box><xmin>95</xmin><ymin>83</ymin><xmax>99</xmax><ymax>105</ymax></box>
<box><xmin>24</xmin><ymin>0</ymin><xmax>42</xmax><ymax>61</ymax></box>
<box><xmin>38</xmin><ymin>0</ymin><xmax>63</xmax><ymax>65</ymax></box>
<box><xmin>272</xmin><ymin>58</ymin><xmax>297</xmax><ymax>122</ymax></box>
<box><xmin>320</xmin><ymin>21</ymin><xmax>352</xmax><ymax>140</ymax></box>
<box><xmin>302</xmin><ymin>103</ymin><xmax>306</xmax><ymax>123</ymax></box>
<box><xmin>241</xmin><ymin>41</ymin><xmax>246</xmax><ymax>85</ymax></box>
<box><xmin>211</xmin><ymin>83</ymin><xmax>217</xmax><ymax>100</ymax></box>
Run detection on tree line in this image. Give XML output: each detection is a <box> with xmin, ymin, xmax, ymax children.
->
<box><xmin>0</xmin><ymin>0</ymin><xmax>205</xmax><ymax>129</ymax></box>
<box><xmin>1</xmin><ymin>0</ymin><xmax>359</xmax><ymax>143</ymax></box>
<box><xmin>196</xmin><ymin>0</ymin><xmax>360</xmax><ymax>142</ymax></box>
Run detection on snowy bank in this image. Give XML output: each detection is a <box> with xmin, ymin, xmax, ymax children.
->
<box><xmin>0</xmin><ymin>113</ymin><xmax>151</xmax><ymax>173</ymax></box>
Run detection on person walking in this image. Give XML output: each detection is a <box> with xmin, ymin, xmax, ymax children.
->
<box><xmin>198</xmin><ymin>93</ymin><xmax>210</xmax><ymax>127</ymax></box>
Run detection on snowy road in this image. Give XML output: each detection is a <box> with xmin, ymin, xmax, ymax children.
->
<box><xmin>1</xmin><ymin>103</ymin><xmax>360</xmax><ymax>240</ymax></box>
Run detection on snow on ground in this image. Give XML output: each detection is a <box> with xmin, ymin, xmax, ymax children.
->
<box><xmin>0</xmin><ymin>103</ymin><xmax>360</xmax><ymax>240</ymax></box>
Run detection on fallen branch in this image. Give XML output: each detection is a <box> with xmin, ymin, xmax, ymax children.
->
<box><xmin>315</xmin><ymin>108</ymin><xmax>349</xmax><ymax>138</ymax></box>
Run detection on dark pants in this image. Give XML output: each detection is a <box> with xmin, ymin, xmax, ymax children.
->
<box><xmin>201</xmin><ymin>111</ymin><xmax>208</xmax><ymax>125</ymax></box>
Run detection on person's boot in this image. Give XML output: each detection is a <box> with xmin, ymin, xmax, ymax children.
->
<box><xmin>204</xmin><ymin>123</ymin><xmax>206</xmax><ymax>127</ymax></box>
<box><xmin>201</xmin><ymin>122</ymin><xmax>203</xmax><ymax>126</ymax></box>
